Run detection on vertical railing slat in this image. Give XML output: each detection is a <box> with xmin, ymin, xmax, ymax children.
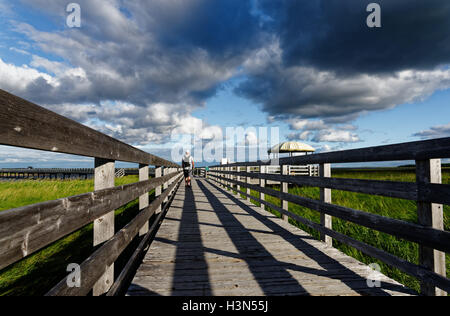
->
<box><xmin>93</xmin><ymin>158</ymin><xmax>115</xmax><ymax>296</ymax></box>
<box><xmin>246</xmin><ymin>166</ymin><xmax>251</xmax><ymax>202</ymax></box>
<box><xmin>320</xmin><ymin>163</ymin><xmax>332</xmax><ymax>247</ymax></box>
<box><xmin>163</xmin><ymin>167</ymin><xmax>169</xmax><ymax>203</ymax></box>
<box><xmin>237</xmin><ymin>167</ymin><xmax>241</xmax><ymax>195</ymax></box>
<box><xmin>416</xmin><ymin>159</ymin><xmax>446</xmax><ymax>296</ymax></box>
<box><xmin>260</xmin><ymin>166</ymin><xmax>265</xmax><ymax>211</ymax></box>
<box><xmin>139</xmin><ymin>164</ymin><xmax>149</xmax><ymax>236</ymax></box>
<box><xmin>155</xmin><ymin>167</ymin><xmax>162</xmax><ymax>214</ymax></box>
<box><xmin>282</xmin><ymin>165</ymin><xmax>289</xmax><ymax>222</ymax></box>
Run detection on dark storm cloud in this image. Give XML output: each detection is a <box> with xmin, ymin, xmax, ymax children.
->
<box><xmin>13</xmin><ymin>0</ymin><xmax>263</xmax><ymax>108</ymax></box>
<box><xmin>259</xmin><ymin>0</ymin><xmax>450</xmax><ymax>74</ymax></box>
<box><xmin>4</xmin><ymin>0</ymin><xmax>450</xmax><ymax>146</ymax></box>
<box><xmin>236</xmin><ymin>0</ymin><xmax>450</xmax><ymax>122</ymax></box>
<box><xmin>136</xmin><ymin>0</ymin><xmax>261</xmax><ymax>56</ymax></box>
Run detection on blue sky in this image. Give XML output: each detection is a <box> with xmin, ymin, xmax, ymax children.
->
<box><xmin>0</xmin><ymin>0</ymin><xmax>450</xmax><ymax>167</ymax></box>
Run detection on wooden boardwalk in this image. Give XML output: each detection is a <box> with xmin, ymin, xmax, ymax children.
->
<box><xmin>126</xmin><ymin>178</ymin><xmax>414</xmax><ymax>296</ymax></box>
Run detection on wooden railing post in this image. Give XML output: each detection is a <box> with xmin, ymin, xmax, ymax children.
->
<box><xmin>416</xmin><ymin>159</ymin><xmax>446</xmax><ymax>296</ymax></box>
<box><xmin>260</xmin><ymin>166</ymin><xmax>265</xmax><ymax>211</ymax></box>
<box><xmin>223</xmin><ymin>167</ymin><xmax>226</xmax><ymax>187</ymax></box>
<box><xmin>237</xmin><ymin>167</ymin><xmax>241</xmax><ymax>195</ymax></box>
<box><xmin>282</xmin><ymin>165</ymin><xmax>289</xmax><ymax>222</ymax></box>
<box><xmin>246</xmin><ymin>166</ymin><xmax>251</xmax><ymax>202</ymax></box>
<box><xmin>163</xmin><ymin>167</ymin><xmax>169</xmax><ymax>202</ymax></box>
<box><xmin>155</xmin><ymin>167</ymin><xmax>162</xmax><ymax>214</ymax></box>
<box><xmin>93</xmin><ymin>158</ymin><xmax>115</xmax><ymax>296</ymax></box>
<box><xmin>139</xmin><ymin>164</ymin><xmax>149</xmax><ymax>236</ymax></box>
<box><xmin>320</xmin><ymin>163</ymin><xmax>333</xmax><ymax>247</ymax></box>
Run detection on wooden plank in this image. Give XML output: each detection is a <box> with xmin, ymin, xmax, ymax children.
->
<box><xmin>128</xmin><ymin>179</ymin><xmax>414</xmax><ymax>296</ymax></box>
<box><xmin>0</xmin><ymin>89</ymin><xmax>178</xmax><ymax>167</ymax></box>
<box><xmin>139</xmin><ymin>164</ymin><xmax>150</xmax><ymax>236</ymax></box>
<box><xmin>419</xmin><ymin>183</ymin><xmax>450</xmax><ymax>205</ymax></box>
<box><xmin>282</xmin><ymin>165</ymin><xmax>289</xmax><ymax>222</ymax></box>
<box><xmin>246</xmin><ymin>166</ymin><xmax>251</xmax><ymax>202</ymax></box>
<box><xmin>210</xmin><ymin>177</ymin><xmax>450</xmax><ymax>293</ymax></box>
<box><xmin>416</xmin><ymin>159</ymin><xmax>447</xmax><ymax>296</ymax></box>
<box><xmin>0</xmin><ymin>171</ymin><xmax>181</xmax><ymax>270</ymax></box>
<box><xmin>93</xmin><ymin>158</ymin><xmax>115</xmax><ymax>296</ymax></box>
<box><xmin>107</xmin><ymin>177</ymin><xmax>179</xmax><ymax>296</ymax></box>
<box><xmin>260</xmin><ymin>166</ymin><xmax>265</xmax><ymax>211</ymax></box>
<box><xmin>320</xmin><ymin>163</ymin><xmax>332</xmax><ymax>247</ymax></box>
<box><xmin>46</xmin><ymin>176</ymin><xmax>182</xmax><ymax>296</ymax></box>
<box><xmin>207</xmin><ymin>173</ymin><xmax>450</xmax><ymax>253</ymax></box>
<box><xmin>237</xmin><ymin>167</ymin><xmax>241</xmax><ymax>194</ymax></box>
<box><xmin>163</xmin><ymin>167</ymin><xmax>169</xmax><ymax>203</ymax></box>
<box><xmin>155</xmin><ymin>167</ymin><xmax>162</xmax><ymax>214</ymax></box>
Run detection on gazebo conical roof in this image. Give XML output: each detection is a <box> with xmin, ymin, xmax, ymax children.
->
<box><xmin>268</xmin><ymin>141</ymin><xmax>316</xmax><ymax>154</ymax></box>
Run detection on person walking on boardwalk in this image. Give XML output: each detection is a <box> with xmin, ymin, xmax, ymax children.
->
<box><xmin>182</xmin><ymin>150</ymin><xmax>194</xmax><ymax>187</ymax></box>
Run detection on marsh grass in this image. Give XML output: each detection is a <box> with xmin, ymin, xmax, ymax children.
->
<box><xmin>0</xmin><ymin>176</ymin><xmax>157</xmax><ymax>296</ymax></box>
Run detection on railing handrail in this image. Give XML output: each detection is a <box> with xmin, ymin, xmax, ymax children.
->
<box><xmin>210</xmin><ymin>137</ymin><xmax>450</xmax><ymax>168</ymax></box>
<box><xmin>0</xmin><ymin>89</ymin><xmax>178</xmax><ymax>168</ymax></box>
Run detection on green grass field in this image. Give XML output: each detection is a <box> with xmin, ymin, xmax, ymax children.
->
<box><xmin>0</xmin><ymin>176</ymin><xmax>154</xmax><ymax>296</ymax></box>
<box><xmin>237</xmin><ymin>169</ymin><xmax>450</xmax><ymax>294</ymax></box>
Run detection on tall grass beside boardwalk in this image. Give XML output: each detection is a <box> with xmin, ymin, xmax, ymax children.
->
<box><xmin>239</xmin><ymin>169</ymin><xmax>450</xmax><ymax>294</ymax></box>
<box><xmin>0</xmin><ymin>176</ymin><xmax>156</xmax><ymax>296</ymax></box>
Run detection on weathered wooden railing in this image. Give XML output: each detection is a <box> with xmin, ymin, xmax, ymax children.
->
<box><xmin>207</xmin><ymin>138</ymin><xmax>450</xmax><ymax>296</ymax></box>
<box><xmin>0</xmin><ymin>89</ymin><xmax>182</xmax><ymax>296</ymax></box>
<box><xmin>0</xmin><ymin>168</ymin><xmax>158</xmax><ymax>180</ymax></box>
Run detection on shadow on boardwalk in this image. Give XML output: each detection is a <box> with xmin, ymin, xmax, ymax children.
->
<box><xmin>127</xmin><ymin>178</ymin><xmax>415</xmax><ymax>296</ymax></box>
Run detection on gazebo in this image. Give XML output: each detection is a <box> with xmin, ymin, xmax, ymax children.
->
<box><xmin>268</xmin><ymin>141</ymin><xmax>316</xmax><ymax>158</ymax></box>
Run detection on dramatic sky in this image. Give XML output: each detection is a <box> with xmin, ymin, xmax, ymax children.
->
<box><xmin>1</xmin><ymin>0</ymin><xmax>450</xmax><ymax>167</ymax></box>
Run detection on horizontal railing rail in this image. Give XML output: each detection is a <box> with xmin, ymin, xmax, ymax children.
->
<box><xmin>0</xmin><ymin>89</ymin><xmax>182</xmax><ymax>296</ymax></box>
<box><xmin>215</xmin><ymin>137</ymin><xmax>450</xmax><ymax>167</ymax></box>
<box><xmin>0</xmin><ymin>171</ymin><xmax>180</xmax><ymax>270</ymax></box>
<box><xmin>206</xmin><ymin>139</ymin><xmax>450</xmax><ymax>296</ymax></box>
<box><xmin>209</xmin><ymin>170</ymin><xmax>450</xmax><ymax>205</ymax></box>
<box><xmin>0</xmin><ymin>89</ymin><xmax>178</xmax><ymax>167</ymax></box>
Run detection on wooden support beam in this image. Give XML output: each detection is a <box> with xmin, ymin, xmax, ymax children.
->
<box><xmin>139</xmin><ymin>164</ymin><xmax>149</xmax><ymax>236</ymax></box>
<box><xmin>282</xmin><ymin>165</ymin><xmax>289</xmax><ymax>222</ymax></box>
<box><xmin>155</xmin><ymin>167</ymin><xmax>162</xmax><ymax>214</ymax></box>
<box><xmin>260</xmin><ymin>166</ymin><xmax>265</xmax><ymax>211</ymax></box>
<box><xmin>163</xmin><ymin>167</ymin><xmax>169</xmax><ymax>203</ymax></box>
<box><xmin>416</xmin><ymin>159</ymin><xmax>446</xmax><ymax>296</ymax></box>
<box><xmin>237</xmin><ymin>167</ymin><xmax>241</xmax><ymax>195</ymax></box>
<box><xmin>246</xmin><ymin>166</ymin><xmax>251</xmax><ymax>202</ymax></box>
<box><xmin>320</xmin><ymin>163</ymin><xmax>332</xmax><ymax>247</ymax></box>
<box><xmin>93</xmin><ymin>158</ymin><xmax>115</xmax><ymax>296</ymax></box>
